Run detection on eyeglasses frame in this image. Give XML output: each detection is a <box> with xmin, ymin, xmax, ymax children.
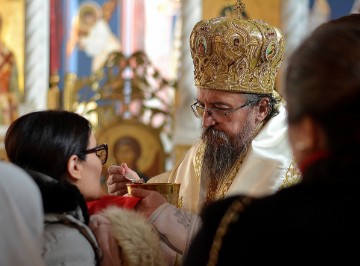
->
<box><xmin>78</xmin><ymin>143</ymin><xmax>108</xmax><ymax>165</ymax></box>
<box><xmin>191</xmin><ymin>101</ymin><xmax>254</xmax><ymax>119</ymax></box>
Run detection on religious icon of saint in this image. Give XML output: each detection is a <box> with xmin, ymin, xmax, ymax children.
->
<box><xmin>0</xmin><ymin>15</ymin><xmax>19</xmax><ymax>125</ymax></box>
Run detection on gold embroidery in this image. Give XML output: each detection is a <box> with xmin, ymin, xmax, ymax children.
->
<box><xmin>194</xmin><ymin>141</ymin><xmax>205</xmax><ymax>183</ymax></box>
<box><xmin>207</xmin><ymin>196</ymin><xmax>252</xmax><ymax>266</ymax></box>
<box><xmin>178</xmin><ymin>196</ymin><xmax>183</xmax><ymax>209</ymax></box>
<box><xmin>174</xmin><ymin>253</ymin><xmax>183</xmax><ymax>266</ymax></box>
<box><xmin>280</xmin><ymin>158</ymin><xmax>302</xmax><ymax>189</ymax></box>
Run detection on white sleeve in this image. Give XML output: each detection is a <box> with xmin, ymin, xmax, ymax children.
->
<box><xmin>148</xmin><ymin>203</ymin><xmax>202</xmax><ymax>265</ymax></box>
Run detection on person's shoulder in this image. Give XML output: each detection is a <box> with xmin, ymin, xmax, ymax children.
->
<box><xmin>43</xmin><ymin>222</ymin><xmax>92</xmax><ymax>249</ymax></box>
<box><xmin>44</xmin><ymin>220</ymin><xmax>89</xmax><ymax>242</ymax></box>
<box><xmin>200</xmin><ymin>195</ymin><xmax>251</xmax><ymax>223</ymax></box>
<box><xmin>44</xmin><ymin>212</ymin><xmax>97</xmax><ymax>245</ymax></box>
<box><xmin>184</xmin><ymin>196</ymin><xmax>255</xmax><ymax>265</ymax></box>
<box><xmin>43</xmin><ymin>221</ymin><xmax>98</xmax><ymax>264</ymax></box>
<box><xmin>200</xmin><ymin>191</ymin><xmax>295</xmax><ymax>229</ymax></box>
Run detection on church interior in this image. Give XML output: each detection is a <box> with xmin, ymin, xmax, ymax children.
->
<box><xmin>0</xmin><ymin>0</ymin><xmax>356</xmax><ymax>179</ymax></box>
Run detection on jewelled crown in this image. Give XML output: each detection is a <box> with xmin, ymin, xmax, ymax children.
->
<box><xmin>190</xmin><ymin>0</ymin><xmax>285</xmax><ymax>96</ymax></box>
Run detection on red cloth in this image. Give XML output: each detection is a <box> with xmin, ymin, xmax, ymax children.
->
<box><xmin>87</xmin><ymin>195</ymin><xmax>141</xmax><ymax>215</ymax></box>
<box><xmin>49</xmin><ymin>0</ymin><xmax>63</xmax><ymax>74</ymax></box>
<box><xmin>299</xmin><ymin>150</ymin><xmax>330</xmax><ymax>173</ymax></box>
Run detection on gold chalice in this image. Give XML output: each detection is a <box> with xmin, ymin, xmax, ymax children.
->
<box><xmin>126</xmin><ymin>182</ymin><xmax>181</xmax><ymax>207</ymax></box>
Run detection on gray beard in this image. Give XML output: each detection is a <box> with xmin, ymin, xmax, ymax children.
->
<box><xmin>200</xmin><ymin>117</ymin><xmax>254</xmax><ymax>185</ymax></box>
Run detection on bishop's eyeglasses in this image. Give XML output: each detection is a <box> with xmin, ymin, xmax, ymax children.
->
<box><xmin>191</xmin><ymin>101</ymin><xmax>253</xmax><ymax>120</ymax></box>
<box><xmin>77</xmin><ymin>143</ymin><xmax>108</xmax><ymax>165</ymax></box>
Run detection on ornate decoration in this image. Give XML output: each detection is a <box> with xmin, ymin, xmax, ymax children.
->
<box><xmin>189</xmin><ymin>4</ymin><xmax>285</xmax><ymax>97</ymax></box>
<box><xmin>64</xmin><ymin>51</ymin><xmax>177</xmax><ymax>172</ymax></box>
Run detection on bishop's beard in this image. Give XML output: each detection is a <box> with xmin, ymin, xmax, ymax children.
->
<box><xmin>200</xmin><ymin>117</ymin><xmax>254</xmax><ymax>185</ymax></box>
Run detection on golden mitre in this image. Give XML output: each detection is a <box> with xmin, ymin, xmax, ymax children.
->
<box><xmin>190</xmin><ymin>0</ymin><xmax>285</xmax><ymax>96</ymax></box>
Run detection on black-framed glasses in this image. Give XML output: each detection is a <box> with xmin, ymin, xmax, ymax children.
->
<box><xmin>191</xmin><ymin>101</ymin><xmax>253</xmax><ymax>120</ymax></box>
<box><xmin>78</xmin><ymin>143</ymin><xmax>108</xmax><ymax>165</ymax></box>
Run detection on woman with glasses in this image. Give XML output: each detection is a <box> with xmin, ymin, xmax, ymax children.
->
<box><xmin>4</xmin><ymin>110</ymin><xmax>165</xmax><ymax>266</ymax></box>
<box><xmin>5</xmin><ymin>110</ymin><xmax>105</xmax><ymax>265</ymax></box>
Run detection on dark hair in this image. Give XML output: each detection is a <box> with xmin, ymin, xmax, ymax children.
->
<box><xmin>5</xmin><ymin>110</ymin><xmax>92</xmax><ymax>180</ymax></box>
<box><xmin>244</xmin><ymin>93</ymin><xmax>280</xmax><ymax>121</ymax></box>
<box><xmin>284</xmin><ymin>14</ymin><xmax>360</xmax><ymax>152</ymax></box>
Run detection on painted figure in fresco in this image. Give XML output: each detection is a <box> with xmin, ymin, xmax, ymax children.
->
<box><xmin>0</xmin><ymin>15</ymin><xmax>19</xmax><ymax>125</ymax></box>
<box><xmin>113</xmin><ymin>136</ymin><xmax>149</xmax><ymax>182</ymax></box>
<box><xmin>66</xmin><ymin>0</ymin><xmax>121</xmax><ymax>72</ymax></box>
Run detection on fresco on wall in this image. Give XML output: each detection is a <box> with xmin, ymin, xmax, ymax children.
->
<box><xmin>56</xmin><ymin>0</ymin><xmax>180</xmax><ymax>93</ymax></box>
<box><xmin>60</xmin><ymin>0</ymin><xmax>121</xmax><ymax>79</ymax></box>
<box><xmin>66</xmin><ymin>1</ymin><xmax>121</xmax><ymax>73</ymax></box>
<box><xmin>0</xmin><ymin>0</ymin><xmax>24</xmax><ymax>126</ymax></box>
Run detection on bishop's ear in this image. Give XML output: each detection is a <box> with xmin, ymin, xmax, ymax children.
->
<box><xmin>255</xmin><ymin>98</ymin><xmax>270</xmax><ymax>121</ymax></box>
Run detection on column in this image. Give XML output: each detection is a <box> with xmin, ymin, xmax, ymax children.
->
<box><xmin>23</xmin><ymin>0</ymin><xmax>50</xmax><ymax>113</ymax></box>
<box><xmin>172</xmin><ymin>0</ymin><xmax>202</xmax><ymax>153</ymax></box>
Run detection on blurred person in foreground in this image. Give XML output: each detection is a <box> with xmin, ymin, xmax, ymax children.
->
<box><xmin>0</xmin><ymin>161</ymin><xmax>44</xmax><ymax>266</ymax></box>
<box><xmin>107</xmin><ymin>0</ymin><xmax>300</xmax><ymax>264</ymax></box>
<box><xmin>183</xmin><ymin>13</ymin><xmax>360</xmax><ymax>265</ymax></box>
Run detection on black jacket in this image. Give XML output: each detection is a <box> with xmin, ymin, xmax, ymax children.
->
<box><xmin>183</xmin><ymin>156</ymin><xmax>360</xmax><ymax>265</ymax></box>
<box><xmin>26</xmin><ymin>170</ymin><xmax>90</xmax><ymax>224</ymax></box>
